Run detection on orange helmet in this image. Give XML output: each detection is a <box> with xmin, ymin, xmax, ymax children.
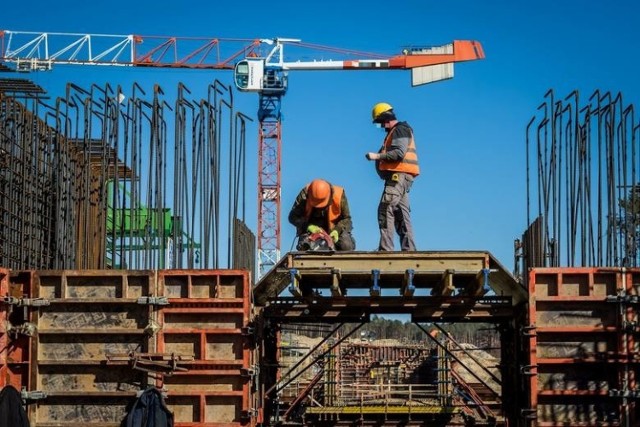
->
<box><xmin>307</xmin><ymin>179</ymin><xmax>331</xmax><ymax>208</ymax></box>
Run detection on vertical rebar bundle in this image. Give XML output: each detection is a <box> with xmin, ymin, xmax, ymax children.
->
<box><xmin>523</xmin><ymin>89</ymin><xmax>640</xmax><ymax>269</ymax></box>
<box><xmin>0</xmin><ymin>79</ymin><xmax>254</xmax><ymax>271</ymax></box>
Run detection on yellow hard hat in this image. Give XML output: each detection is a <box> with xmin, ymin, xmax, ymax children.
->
<box><xmin>371</xmin><ymin>102</ymin><xmax>394</xmax><ymax>123</ymax></box>
<box><xmin>307</xmin><ymin>179</ymin><xmax>331</xmax><ymax>208</ymax></box>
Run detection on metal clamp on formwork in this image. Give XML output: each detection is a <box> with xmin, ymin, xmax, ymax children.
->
<box><xmin>520</xmin><ymin>324</ymin><xmax>537</xmax><ymax>337</ymax></box>
<box><xmin>520</xmin><ymin>364</ymin><xmax>537</xmax><ymax>376</ymax></box>
<box><xmin>288</xmin><ymin>268</ymin><xmax>302</xmax><ymax>298</ymax></box>
<box><xmin>370</xmin><ymin>269</ymin><xmax>381</xmax><ymax>297</ymax></box>
<box><xmin>7</xmin><ymin>321</ymin><xmax>37</xmax><ymax>338</ymax></box>
<box><xmin>609</xmin><ymin>388</ymin><xmax>640</xmax><ymax>399</ymax></box>
<box><xmin>2</xmin><ymin>296</ymin><xmax>50</xmax><ymax>307</ymax></box>
<box><xmin>107</xmin><ymin>352</ymin><xmax>193</xmax><ymax>377</ymax></box>
<box><xmin>480</xmin><ymin>268</ymin><xmax>491</xmax><ymax>295</ymax></box>
<box><xmin>401</xmin><ymin>269</ymin><xmax>415</xmax><ymax>297</ymax></box>
<box><xmin>20</xmin><ymin>388</ymin><xmax>47</xmax><ymax>402</ymax></box>
<box><xmin>520</xmin><ymin>408</ymin><xmax>537</xmax><ymax>420</ymax></box>
<box><xmin>137</xmin><ymin>296</ymin><xmax>169</xmax><ymax>306</ymax></box>
<box><xmin>606</xmin><ymin>294</ymin><xmax>640</xmax><ymax>304</ymax></box>
<box><xmin>242</xmin><ymin>408</ymin><xmax>259</xmax><ymax>419</ymax></box>
<box><xmin>241</xmin><ymin>365</ymin><xmax>258</xmax><ymax>379</ymax></box>
<box><xmin>330</xmin><ymin>268</ymin><xmax>342</xmax><ymax>297</ymax></box>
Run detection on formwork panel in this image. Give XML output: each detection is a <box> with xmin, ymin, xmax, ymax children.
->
<box><xmin>164</xmin><ymin>375</ymin><xmax>244</xmax><ymax>392</ymax></box>
<box><xmin>162</xmin><ymin>272</ymin><xmax>247</xmax><ymax>299</ymax></box>
<box><xmin>29</xmin><ymin>270</ymin><xmax>155</xmax><ymax>426</ymax></box>
<box><xmin>536</xmin><ymin>300</ymin><xmax>617</xmax><ymax>327</ymax></box>
<box><xmin>37</xmin><ymin>333</ymin><xmax>149</xmax><ymax>361</ymax></box>
<box><xmin>36</xmin><ymin>270</ymin><xmax>152</xmax><ymax>299</ymax></box>
<box><xmin>163</xmin><ymin>311</ymin><xmax>243</xmax><ymax>329</ymax></box>
<box><xmin>535</xmin><ymin>334</ymin><xmax>614</xmax><ymax>359</ymax></box>
<box><xmin>527</xmin><ymin>268</ymin><xmax>639</xmax><ymax>426</ymax></box>
<box><xmin>164</xmin><ymin>394</ymin><xmax>246</xmax><ymax>424</ymax></box>
<box><xmin>32</xmin><ymin>396</ymin><xmax>132</xmax><ymax>425</ymax></box>
<box><xmin>536</xmin><ymin>397</ymin><xmax>619</xmax><ymax>424</ymax></box>
<box><xmin>37</xmin><ymin>365</ymin><xmax>141</xmax><ymax>392</ymax></box>
<box><xmin>537</xmin><ymin>365</ymin><xmax>613</xmax><ymax>391</ymax></box>
<box><xmin>205</xmin><ymin>396</ymin><xmax>244</xmax><ymax>423</ymax></box>
<box><xmin>158</xmin><ymin>270</ymin><xmax>254</xmax><ymax>426</ymax></box>
<box><xmin>37</xmin><ymin>303</ymin><xmax>148</xmax><ymax>329</ymax></box>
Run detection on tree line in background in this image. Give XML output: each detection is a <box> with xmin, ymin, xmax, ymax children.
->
<box><xmin>282</xmin><ymin>316</ymin><xmax>500</xmax><ymax>350</ymax></box>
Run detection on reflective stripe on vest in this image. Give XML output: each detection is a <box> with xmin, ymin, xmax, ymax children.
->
<box><xmin>304</xmin><ymin>185</ymin><xmax>344</xmax><ymax>230</ymax></box>
<box><xmin>378</xmin><ymin>127</ymin><xmax>420</xmax><ymax>176</ymax></box>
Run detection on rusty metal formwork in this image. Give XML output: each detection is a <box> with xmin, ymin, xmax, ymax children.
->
<box><xmin>0</xmin><ymin>269</ymin><xmax>257</xmax><ymax>427</ymax></box>
<box><xmin>524</xmin><ymin>267</ymin><xmax>640</xmax><ymax>426</ymax></box>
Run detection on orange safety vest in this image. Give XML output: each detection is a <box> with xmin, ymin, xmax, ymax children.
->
<box><xmin>378</xmin><ymin>126</ymin><xmax>420</xmax><ymax>177</ymax></box>
<box><xmin>304</xmin><ymin>184</ymin><xmax>344</xmax><ymax>231</ymax></box>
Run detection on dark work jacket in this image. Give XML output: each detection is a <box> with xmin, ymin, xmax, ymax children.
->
<box><xmin>123</xmin><ymin>388</ymin><xmax>174</xmax><ymax>427</ymax></box>
<box><xmin>0</xmin><ymin>385</ymin><xmax>29</xmax><ymax>427</ymax></box>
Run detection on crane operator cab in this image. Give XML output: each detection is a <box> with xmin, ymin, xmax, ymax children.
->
<box><xmin>234</xmin><ymin>58</ymin><xmax>287</xmax><ymax>95</ymax></box>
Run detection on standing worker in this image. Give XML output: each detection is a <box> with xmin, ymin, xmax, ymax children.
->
<box><xmin>288</xmin><ymin>179</ymin><xmax>356</xmax><ymax>251</ymax></box>
<box><xmin>365</xmin><ymin>102</ymin><xmax>419</xmax><ymax>251</ymax></box>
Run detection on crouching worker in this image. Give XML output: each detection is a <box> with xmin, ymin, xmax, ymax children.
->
<box><xmin>288</xmin><ymin>179</ymin><xmax>356</xmax><ymax>251</ymax></box>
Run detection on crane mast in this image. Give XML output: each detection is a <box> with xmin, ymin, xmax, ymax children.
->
<box><xmin>0</xmin><ymin>30</ymin><xmax>485</xmax><ymax>277</ymax></box>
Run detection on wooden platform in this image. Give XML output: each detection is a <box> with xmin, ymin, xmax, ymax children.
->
<box><xmin>254</xmin><ymin>250</ymin><xmax>526</xmax><ymax>307</ymax></box>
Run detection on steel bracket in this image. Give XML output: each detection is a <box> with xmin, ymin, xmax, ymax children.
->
<box><xmin>107</xmin><ymin>351</ymin><xmax>193</xmax><ymax>376</ymax></box>
<box><xmin>7</xmin><ymin>321</ymin><xmax>37</xmax><ymax>337</ymax></box>
<box><xmin>370</xmin><ymin>269</ymin><xmax>381</xmax><ymax>297</ymax></box>
<box><xmin>241</xmin><ymin>366</ymin><xmax>258</xmax><ymax>379</ymax></box>
<box><xmin>330</xmin><ymin>268</ymin><xmax>342</xmax><ymax>297</ymax></box>
<box><xmin>21</xmin><ymin>388</ymin><xmax>47</xmax><ymax>401</ymax></box>
<box><xmin>3</xmin><ymin>296</ymin><xmax>50</xmax><ymax>307</ymax></box>
<box><xmin>606</xmin><ymin>294</ymin><xmax>639</xmax><ymax>304</ymax></box>
<box><xmin>288</xmin><ymin>268</ymin><xmax>301</xmax><ymax>298</ymax></box>
<box><xmin>137</xmin><ymin>296</ymin><xmax>169</xmax><ymax>306</ymax></box>
<box><xmin>520</xmin><ymin>324</ymin><xmax>537</xmax><ymax>337</ymax></box>
<box><xmin>520</xmin><ymin>364</ymin><xmax>537</xmax><ymax>376</ymax></box>
<box><xmin>400</xmin><ymin>268</ymin><xmax>415</xmax><ymax>297</ymax></box>
<box><xmin>609</xmin><ymin>389</ymin><xmax>640</xmax><ymax>399</ymax></box>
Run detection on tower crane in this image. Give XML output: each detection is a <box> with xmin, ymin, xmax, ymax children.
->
<box><xmin>0</xmin><ymin>30</ymin><xmax>485</xmax><ymax>276</ymax></box>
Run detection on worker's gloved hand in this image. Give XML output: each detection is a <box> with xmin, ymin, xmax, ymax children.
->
<box><xmin>307</xmin><ymin>224</ymin><xmax>322</xmax><ymax>234</ymax></box>
<box><xmin>366</xmin><ymin>152</ymin><xmax>381</xmax><ymax>160</ymax></box>
<box><xmin>329</xmin><ymin>230</ymin><xmax>339</xmax><ymax>243</ymax></box>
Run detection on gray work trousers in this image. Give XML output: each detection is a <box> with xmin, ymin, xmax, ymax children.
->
<box><xmin>377</xmin><ymin>173</ymin><xmax>416</xmax><ymax>251</ymax></box>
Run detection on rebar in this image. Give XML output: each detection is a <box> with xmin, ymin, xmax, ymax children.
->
<box><xmin>523</xmin><ymin>89</ymin><xmax>640</xmax><ymax>269</ymax></box>
<box><xmin>0</xmin><ymin>79</ymin><xmax>254</xmax><ymax>271</ymax></box>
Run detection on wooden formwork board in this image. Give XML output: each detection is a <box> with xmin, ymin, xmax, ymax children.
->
<box><xmin>526</xmin><ymin>268</ymin><xmax>640</xmax><ymax>426</ymax></box>
<box><xmin>2</xmin><ymin>269</ymin><xmax>256</xmax><ymax>427</ymax></box>
<box><xmin>157</xmin><ymin>270</ymin><xmax>255</xmax><ymax>426</ymax></box>
<box><xmin>254</xmin><ymin>250</ymin><xmax>525</xmax><ymax>306</ymax></box>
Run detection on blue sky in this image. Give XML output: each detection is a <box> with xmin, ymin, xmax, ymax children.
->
<box><xmin>3</xmin><ymin>0</ymin><xmax>640</xmax><ymax>272</ymax></box>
